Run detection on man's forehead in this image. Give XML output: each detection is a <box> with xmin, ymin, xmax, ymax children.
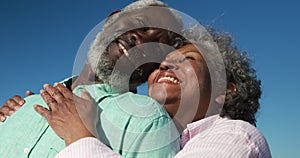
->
<box><xmin>130</xmin><ymin>6</ymin><xmax>172</xmax><ymax>14</ymax></box>
<box><xmin>109</xmin><ymin>6</ymin><xmax>177</xmax><ymax>24</ymax></box>
<box><xmin>123</xmin><ymin>7</ymin><xmax>179</xmax><ymax>28</ymax></box>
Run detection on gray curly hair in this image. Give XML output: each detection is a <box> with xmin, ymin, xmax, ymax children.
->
<box><xmin>182</xmin><ymin>26</ymin><xmax>261</xmax><ymax>125</ymax></box>
<box><xmin>208</xmin><ymin>28</ymin><xmax>261</xmax><ymax>125</ymax></box>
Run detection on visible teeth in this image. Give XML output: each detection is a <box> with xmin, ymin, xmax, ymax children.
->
<box><xmin>118</xmin><ymin>43</ymin><xmax>129</xmax><ymax>57</ymax></box>
<box><xmin>157</xmin><ymin>76</ymin><xmax>179</xmax><ymax>84</ymax></box>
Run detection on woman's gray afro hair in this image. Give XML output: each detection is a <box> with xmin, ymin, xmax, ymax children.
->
<box><xmin>182</xmin><ymin>26</ymin><xmax>262</xmax><ymax>125</ymax></box>
<box><xmin>208</xmin><ymin>28</ymin><xmax>262</xmax><ymax>125</ymax></box>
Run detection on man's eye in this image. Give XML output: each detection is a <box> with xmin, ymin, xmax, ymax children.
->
<box><xmin>142</xmin><ymin>27</ymin><xmax>149</xmax><ymax>32</ymax></box>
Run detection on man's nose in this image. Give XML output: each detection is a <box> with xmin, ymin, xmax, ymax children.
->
<box><xmin>130</xmin><ymin>31</ymin><xmax>145</xmax><ymax>46</ymax></box>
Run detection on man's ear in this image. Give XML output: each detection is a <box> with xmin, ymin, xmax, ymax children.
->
<box><xmin>215</xmin><ymin>82</ymin><xmax>237</xmax><ymax>104</ymax></box>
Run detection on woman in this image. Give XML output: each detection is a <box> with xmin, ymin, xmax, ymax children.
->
<box><xmin>34</xmin><ymin>29</ymin><xmax>271</xmax><ymax>157</ymax></box>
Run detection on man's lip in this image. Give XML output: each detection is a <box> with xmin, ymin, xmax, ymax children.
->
<box><xmin>155</xmin><ymin>72</ymin><xmax>181</xmax><ymax>84</ymax></box>
<box><xmin>117</xmin><ymin>39</ymin><xmax>130</xmax><ymax>57</ymax></box>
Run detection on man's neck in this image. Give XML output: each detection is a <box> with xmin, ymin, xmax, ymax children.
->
<box><xmin>71</xmin><ymin>64</ymin><xmax>103</xmax><ymax>90</ymax></box>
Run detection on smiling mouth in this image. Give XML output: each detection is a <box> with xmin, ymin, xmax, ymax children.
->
<box><xmin>157</xmin><ymin>76</ymin><xmax>180</xmax><ymax>84</ymax></box>
<box><xmin>118</xmin><ymin>42</ymin><xmax>129</xmax><ymax>57</ymax></box>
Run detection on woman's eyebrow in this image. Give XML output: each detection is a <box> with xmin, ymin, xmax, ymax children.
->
<box><xmin>182</xmin><ymin>51</ymin><xmax>200</xmax><ymax>55</ymax></box>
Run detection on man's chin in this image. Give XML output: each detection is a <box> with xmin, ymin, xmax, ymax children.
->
<box><xmin>130</xmin><ymin>63</ymin><xmax>160</xmax><ymax>85</ymax></box>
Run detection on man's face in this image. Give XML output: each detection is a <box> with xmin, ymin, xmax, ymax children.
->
<box><xmin>106</xmin><ymin>6</ymin><xmax>181</xmax><ymax>61</ymax></box>
<box><xmin>104</xmin><ymin>6</ymin><xmax>181</xmax><ymax>86</ymax></box>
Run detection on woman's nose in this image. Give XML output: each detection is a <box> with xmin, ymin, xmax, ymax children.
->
<box><xmin>159</xmin><ymin>60</ymin><xmax>177</xmax><ymax>71</ymax></box>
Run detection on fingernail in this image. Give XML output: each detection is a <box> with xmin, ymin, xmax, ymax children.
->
<box><xmin>8</xmin><ymin>111</ymin><xmax>14</xmax><ymax>116</ymax></box>
<box><xmin>19</xmin><ymin>100</ymin><xmax>25</xmax><ymax>105</ymax></box>
<box><xmin>0</xmin><ymin>116</ymin><xmax>5</xmax><ymax>122</ymax></box>
<box><xmin>34</xmin><ymin>105</ymin><xmax>39</xmax><ymax>110</ymax></box>
<box><xmin>44</xmin><ymin>84</ymin><xmax>50</xmax><ymax>88</ymax></box>
<box><xmin>54</xmin><ymin>82</ymin><xmax>59</xmax><ymax>86</ymax></box>
<box><xmin>40</xmin><ymin>89</ymin><xmax>44</xmax><ymax>94</ymax></box>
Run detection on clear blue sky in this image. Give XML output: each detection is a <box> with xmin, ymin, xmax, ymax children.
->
<box><xmin>0</xmin><ymin>0</ymin><xmax>299</xmax><ymax>157</ymax></box>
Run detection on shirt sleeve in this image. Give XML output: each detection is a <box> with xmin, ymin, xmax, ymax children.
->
<box><xmin>55</xmin><ymin>137</ymin><xmax>122</xmax><ymax>158</ymax></box>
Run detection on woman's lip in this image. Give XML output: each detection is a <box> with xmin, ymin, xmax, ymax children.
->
<box><xmin>156</xmin><ymin>72</ymin><xmax>181</xmax><ymax>84</ymax></box>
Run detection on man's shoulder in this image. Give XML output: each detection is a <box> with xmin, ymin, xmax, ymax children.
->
<box><xmin>99</xmin><ymin>91</ymin><xmax>172</xmax><ymax>133</ymax></box>
<box><xmin>73</xmin><ymin>84</ymin><xmax>115</xmax><ymax>102</ymax></box>
<box><xmin>98</xmin><ymin>92</ymin><xmax>179</xmax><ymax>156</ymax></box>
<box><xmin>102</xmin><ymin>91</ymin><xmax>169</xmax><ymax>120</ymax></box>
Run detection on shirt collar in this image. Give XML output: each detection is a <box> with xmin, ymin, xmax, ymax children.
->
<box><xmin>181</xmin><ymin>114</ymin><xmax>225</xmax><ymax>148</ymax></box>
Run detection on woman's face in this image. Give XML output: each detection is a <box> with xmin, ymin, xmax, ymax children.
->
<box><xmin>148</xmin><ymin>44</ymin><xmax>212</xmax><ymax>122</ymax></box>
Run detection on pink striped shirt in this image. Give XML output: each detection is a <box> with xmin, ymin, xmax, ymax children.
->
<box><xmin>176</xmin><ymin>115</ymin><xmax>271</xmax><ymax>157</ymax></box>
<box><xmin>55</xmin><ymin>115</ymin><xmax>272</xmax><ymax>158</ymax></box>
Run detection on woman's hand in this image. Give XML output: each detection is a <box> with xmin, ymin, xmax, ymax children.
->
<box><xmin>0</xmin><ymin>91</ymin><xmax>33</xmax><ymax>122</ymax></box>
<box><xmin>34</xmin><ymin>83</ymin><xmax>99</xmax><ymax>146</ymax></box>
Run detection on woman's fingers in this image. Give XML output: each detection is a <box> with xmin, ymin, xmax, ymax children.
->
<box><xmin>25</xmin><ymin>90</ymin><xmax>34</xmax><ymax>97</ymax></box>
<box><xmin>54</xmin><ymin>83</ymin><xmax>73</xmax><ymax>99</ymax></box>
<box><xmin>0</xmin><ymin>106</ymin><xmax>12</xmax><ymax>116</ymax></box>
<box><xmin>40</xmin><ymin>90</ymin><xmax>57</xmax><ymax>111</ymax></box>
<box><xmin>4</xmin><ymin>96</ymin><xmax>24</xmax><ymax>110</ymax></box>
<box><xmin>0</xmin><ymin>112</ymin><xmax>6</xmax><ymax>122</ymax></box>
<box><xmin>44</xmin><ymin>84</ymin><xmax>64</xmax><ymax>103</ymax></box>
<box><xmin>0</xmin><ymin>95</ymin><xmax>25</xmax><ymax>122</ymax></box>
<box><xmin>34</xmin><ymin>104</ymin><xmax>51</xmax><ymax>120</ymax></box>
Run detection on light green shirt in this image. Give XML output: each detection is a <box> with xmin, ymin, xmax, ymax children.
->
<box><xmin>0</xmin><ymin>77</ymin><xmax>180</xmax><ymax>158</ymax></box>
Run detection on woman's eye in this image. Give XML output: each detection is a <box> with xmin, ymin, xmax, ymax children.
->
<box><xmin>185</xmin><ymin>56</ymin><xmax>196</xmax><ymax>60</ymax></box>
<box><xmin>179</xmin><ymin>56</ymin><xmax>195</xmax><ymax>63</ymax></box>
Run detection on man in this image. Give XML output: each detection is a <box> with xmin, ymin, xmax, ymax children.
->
<box><xmin>0</xmin><ymin>1</ymin><xmax>183</xmax><ymax>157</ymax></box>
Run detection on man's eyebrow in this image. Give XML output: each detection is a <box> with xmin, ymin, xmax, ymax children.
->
<box><xmin>136</xmin><ymin>16</ymin><xmax>151</xmax><ymax>25</ymax></box>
